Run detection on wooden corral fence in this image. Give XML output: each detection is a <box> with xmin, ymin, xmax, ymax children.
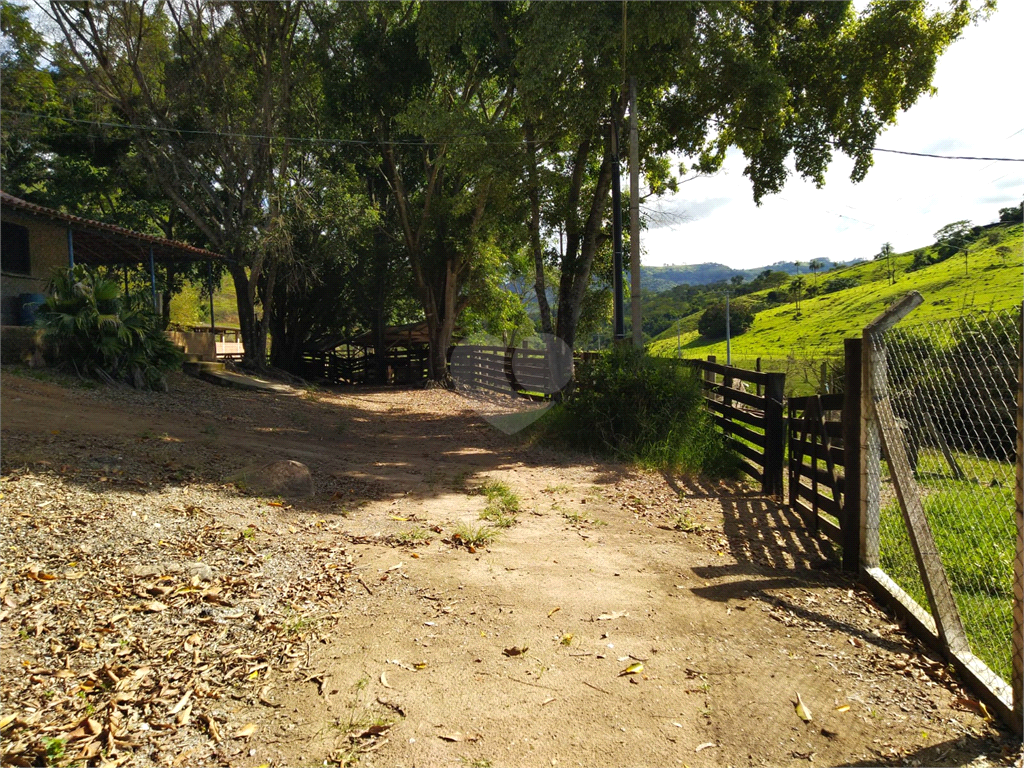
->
<box><xmin>452</xmin><ymin>345</ymin><xmax>565</xmax><ymax>399</ymax></box>
<box><xmin>786</xmin><ymin>339</ymin><xmax>862</xmax><ymax>573</ymax></box>
<box><xmin>298</xmin><ymin>348</ymin><xmax>428</xmax><ymax>385</ymax></box>
<box><xmin>686</xmin><ymin>356</ymin><xmax>786</xmax><ymax>497</ymax></box>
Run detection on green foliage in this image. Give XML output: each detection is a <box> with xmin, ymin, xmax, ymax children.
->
<box><xmin>820</xmin><ymin>276</ymin><xmax>860</xmax><ymax>295</ymax></box>
<box><xmin>548</xmin><ymin>347</ymin><xmax>737</xmax><ymax>476</ymax></box>
<box><xmin>998</xmin><ymin>200</ymin><xmax>1022</xmax><ymax>223</ymax></box>
<box><xmin>697</xmin><ymin>301</ymin><xmax>755</xmax><ymax>339</ymax></box>
<box><xmin>933</xmin><ymin>220</ymin><xmax>974</xmax><ymax>261</ymax></box>
<box><xmin>36</xmin><ymin>266</ymin><xmax>182</xmax><ymax>390</ymax></box>
<box><xmin>879</xmin><ymin>483</ymin><xmax>1014</xmax><ymax>681</ymax></box>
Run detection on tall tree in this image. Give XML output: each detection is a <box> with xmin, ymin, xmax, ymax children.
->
<box><xmin>49</xmin><ymin>1</ymin><xmax>308</xmax><ymax>367</ymax></box>
<box><xmin>876</xmin><ymin>242</ymin><xmax>898</xmax><ymax>285</ymax></box>
<box><xmin>513</xmin><ymin>1</ymin><xmax>977</xmax><ymax>352</ymax></box>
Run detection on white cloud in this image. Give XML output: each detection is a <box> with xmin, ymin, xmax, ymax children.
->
<box><xmin>639</xmin><ymin>2</ymin><xmax>1024</xmax><ymax>270</ymax></box>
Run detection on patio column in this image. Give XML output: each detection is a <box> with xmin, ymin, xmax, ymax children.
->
<box><xmin>149</xmin><ymin>245</ymin><xmax>157</xmax><ymax>311</ymax></box>
<box><xmin>66</xmin><ymin>228</ymin><xmax>74</xmax><ymax>269</ymax></box>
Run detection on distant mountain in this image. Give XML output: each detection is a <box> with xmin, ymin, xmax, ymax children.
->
<box><xmin>640</xmin><ymin>258</ymin><xmax>858</xmax><ymax>293</ymax></box>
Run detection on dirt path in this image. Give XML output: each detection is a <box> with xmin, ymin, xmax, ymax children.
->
<box><xmin>1</xmin><ymin>369</ymin><xmax>1018</xmax><ymax>768</ymax></box>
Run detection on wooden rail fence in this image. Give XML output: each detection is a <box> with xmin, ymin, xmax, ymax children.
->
<box><xmin>687</xmin><ymin>356</ymin><xmax>786</xmax><ymax>496</ymax></box>
<box><xmin>451</xmin><ymin>345</ymin><xmax>567</xmax><ymax>399</ymax></box>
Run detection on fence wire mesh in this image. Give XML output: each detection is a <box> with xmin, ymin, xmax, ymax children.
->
<box><xmin>871</xmin><ymin>307</ymin><xmax>1020</xmax><ymax>693</ymax></box>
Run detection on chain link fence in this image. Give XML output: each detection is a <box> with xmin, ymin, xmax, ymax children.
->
<box><xmin>871</xmin><ymin>307</ymin><xmax>1019</xmax><ymax>692</ymax></box>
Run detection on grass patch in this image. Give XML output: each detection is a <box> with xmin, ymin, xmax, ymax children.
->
<box><xmin>479</xmin><ymin>508</ymin><xmax>518</xmax><ymax>528</ymax></box>
<box><xmin>394</xmin><ymin>527</ymin><xmax>431</xmax><ymax>544</ymax></box>
<box><xmin>672</xmin><ymin>511</ymin><xmax>705</xmax><ymax>533</ymax></box>
<box><xmin>451</xmin><ymin>523</ymin><xmax>500</xmax><ymax>548</ymax></box>
<box><xmin>476</xmin><ymin>479</ymin><xmax>522</xmax><ymax>528</ymax></box>
<box><xmin>879</xmin><ymin>482</ymin><xmax>1014</xmax><ymax>682</ymax></box>
<box><xmin>479</xmin><ymin>480</ymin><xmax>521</xmax><ymax>512</ymax></box>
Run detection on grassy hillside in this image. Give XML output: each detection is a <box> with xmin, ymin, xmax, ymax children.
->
<box><xmin>640</xmin><ymin>257</ymin><xmax>850</xmax><ymax>293</ymax></box>
<box><xmin>649</xmin><ymin>222</ymin><xmax>1023</xmax><ymax>381</ymax></box>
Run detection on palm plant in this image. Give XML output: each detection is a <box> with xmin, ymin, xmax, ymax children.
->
<box><xmin>37</xmin><ymin>266</ymin><xmax>182</xmax><ymax>390</ymax></box>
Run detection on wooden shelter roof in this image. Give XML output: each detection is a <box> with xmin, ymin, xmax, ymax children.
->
<box><xmin>347</xmin><ymin>321</ymin><xmax>432</xmax><ymax>349</ymax></box>
<box><xmin>0</xmin><ymin>191</ymin><xmax>225</xmax><ymax>265</ymax></box>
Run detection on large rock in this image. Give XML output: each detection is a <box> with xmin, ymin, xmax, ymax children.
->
<box><xmin>229</xmin><ymin>460</ymin><xmax>314</xmax><ymax>499</ymax></box>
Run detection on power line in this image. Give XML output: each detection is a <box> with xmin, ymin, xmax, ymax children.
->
<box><xmin>10</xmin><ymin>108</ymin><xmax>1024</xmax><ymax>159</ymax></box>
<box><xmin>1</xmin><ymin>109</ymin><xmax>531</xmax><ymax>147</ymax></box>
<box><xmin>874</xmin><ymin>147</ymin><xmax>1024</xmax><ymax>162</ymax></box>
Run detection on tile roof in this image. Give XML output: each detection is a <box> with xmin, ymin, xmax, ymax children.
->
<box><xmin>1</xmin><ymin>191</ymin><xmax>225</xmax><ymax>264</ymax></box>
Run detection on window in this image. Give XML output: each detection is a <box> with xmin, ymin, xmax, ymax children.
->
<box><xmin>1</xmin><ymin>220</ymin><xmax>31</xmax><ymax>275</ymax></box>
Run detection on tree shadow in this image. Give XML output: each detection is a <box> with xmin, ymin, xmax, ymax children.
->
<box><xmin>0</xmin><ymin>373</ymin><xmax>635</xmax><ymax>516</ymax></box>
<box><xmin>829</xmin><ymin>732</ymin><xmax>1017</xmax><ymax>767</ymax></box>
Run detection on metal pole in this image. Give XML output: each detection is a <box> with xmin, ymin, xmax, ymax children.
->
<box><xmin>66</xmin><ymin>228</ymin><xmax>74</xmax><ymax>269</ymax></box>
<box><xmin>725</xmin><ymin>291</ymin><xmax>731</xmax><ymax>366</ymax></box>
<box><xmin>149</xmin><ymin>245</ymin><xmax>157</xmax><ymax>312</ymax></box>
<box><xmin>208</xmin><ymin>260</ymin><xmax>215</xmax><ymax>330</ymax></box>
<box><xmin>629</xmin><ymin>76</ymin><xmax>641</xmax><ymax>348</ymax></box>
<box><xmin>611</xmin><ymin>110</ymin><xmax>625</xmax><ymax>341</ymax></box>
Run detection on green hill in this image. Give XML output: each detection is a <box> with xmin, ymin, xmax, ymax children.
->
<box><xmin>648</xmin><ymin>222</ymin><xmax>1023</xmax><ymax>388</ymax></box>
<box><xmin>640</xmin><ymin>257</ymin><xmax>851</xmax><ymax>293</ymax></box>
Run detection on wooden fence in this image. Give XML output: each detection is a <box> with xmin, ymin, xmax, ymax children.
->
<box><xmin>785</xmin><ymin>337</ymin><xmax>861</xmax><ymax>571</ymax></box>
<box><xmin>298</xmin><ymin>348</ymin><xmax>429</xmax><ymax>385</ymax></box>
<box><xmin>687</xmin><ymin>357</ymin><xmax>786</xmax><ymax>496</ymax></box>
<box><xmin>452</xmin><ymin>345</ymin><xmax>566</xmax><ymax>399</ymax></box>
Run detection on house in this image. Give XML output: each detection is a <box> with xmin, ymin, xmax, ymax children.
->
<box><xmin>1</xmin><ymin>191</ymin><xmax>225</xmax><ymax>360</ymax></box>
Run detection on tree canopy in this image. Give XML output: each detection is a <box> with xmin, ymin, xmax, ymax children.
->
<box><xmin>3</xmin><ymin>0</ymin><xmax>984</xmax><ymax>379</ymax></box>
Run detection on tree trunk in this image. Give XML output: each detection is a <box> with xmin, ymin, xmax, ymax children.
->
<box><xmin>229</xmin><ymin>261</ymin><xmax>266</xmax><ymax>368</ymax></box>
<box><xmin>554</xmin><ymin>144</ymin><xmax>613</xmax><ymax>352</ymax></box>
<box><xmin>526</xmin><ymin>122</ymin><xmax>553</xmax><ymax>336</ymax></box>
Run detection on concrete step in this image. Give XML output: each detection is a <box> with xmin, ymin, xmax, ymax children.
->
<box><xmin>182</xmin><ymin>360</ymin><xmax>226</xmax><ymax>376</ymax></box>
<box><xmin>198</xmin><ymin>369</ymin><xmax>294</xmax><ymax>394</ymax></box>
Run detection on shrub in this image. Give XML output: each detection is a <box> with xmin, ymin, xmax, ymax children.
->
<box><xmin>37</xmin><ymin>266</ymin><xmax>182</xmax><ymax>390</ymax></box>
<box><xmin>542</xmin><ymin>347</ymin><xmax>737</xmax><ymax>476</ymax></box>
<box><xmin>697</xmin><ymin>300</ymin><xmax>755</xmax><ymax>338</ymax></box>
<box><xmin>821</xmin><ymin>276</ymin><xmax>859</xmax><ymax>294</ymax></box>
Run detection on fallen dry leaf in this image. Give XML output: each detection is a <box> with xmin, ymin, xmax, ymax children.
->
<box><xmin>795</xmin><ymin>693</ymin><xmax>813</xmax><ymax>723</ymax></box>
<box><xmin>234</xmin><ymin>723</ymin><xmax>257</xmax><ymax>739</ymax></box>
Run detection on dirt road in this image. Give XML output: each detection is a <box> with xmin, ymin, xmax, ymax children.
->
<box><xmin>0</xmin><ymin>369</ymin><xmax>1016</xmax><ymax>767</ymax></box>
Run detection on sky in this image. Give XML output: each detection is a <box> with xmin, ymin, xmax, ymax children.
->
<box><xmin>641</xmin><ymin>1</ymin><xmax>1024</xmax><ymax>270</ymax></box>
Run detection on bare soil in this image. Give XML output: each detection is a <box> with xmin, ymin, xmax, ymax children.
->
<box><xmin>1</xmin><ymin>368</ymin><xmax>1020</xmax><ymax>768</ymax></box>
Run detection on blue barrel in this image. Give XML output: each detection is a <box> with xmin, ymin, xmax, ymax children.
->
<box><xmin>19</xmin><ymin>294</ymin><xmax>45</xmax><ymax>326</ymax></box>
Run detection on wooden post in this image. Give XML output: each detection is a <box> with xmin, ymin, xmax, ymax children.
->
<box><xmin>842</xmin><ymin>337</ymin><xmax>862</xmax><ymax>573</ymax></box>
<box><xmin>763</xmin><ymin>372</ymin><xmax>786</xmax><ymax>497</ymax></box>
<box><xmin>788</xmin><ymin>398</ymin><xmax>798</xmax><ymax>510</ymax></box>
<box><xmin>1013</xmin><ymin>301</ymin><xmax>1023</xmax><ymax>726</ymax></box>
<box><xmin>756</xmin><ymin>357</ymin><xmax>762</xmax><ymax>397</ymax></box>
<box><xmin>705</xmin><ymin>355</ymin><xmax>716</xmax><ymax>393</ymax></box>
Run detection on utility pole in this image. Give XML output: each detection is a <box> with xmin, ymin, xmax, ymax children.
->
<box><xmin>725</xmin><ymin>290</ymin><xmax>731</xmax><ymax>366</ymax></box>
<box><xmin>611</xmin><ymin>108</ymin><xmax>625</xmax><ymax>341</ymax></box>
<box><xmin>629</xmin><ymin>76</ymin><xmax>641</xmax><ymax>348</ymax></box>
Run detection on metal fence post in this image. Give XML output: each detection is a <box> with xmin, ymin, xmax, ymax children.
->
<box><xmin>842</xmin><ymin>337</ymin><xmax>862</xmax><ymax>573</ymax></box>
<box><xmin>763</xmin><ymin>372</ymin><xmax>786</xmax><ymax>497</ymax></box>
